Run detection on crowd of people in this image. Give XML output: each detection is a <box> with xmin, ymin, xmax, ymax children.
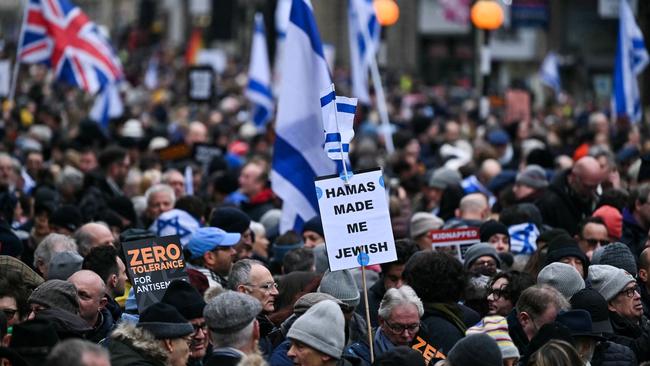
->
<box><xmin>1</xmin><ymin>23</ymin><xmax>650</xmax><ymax>366</ymax></box>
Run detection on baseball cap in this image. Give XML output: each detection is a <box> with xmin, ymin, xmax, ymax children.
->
<box><xmin>187</xmin><ymin>227</ymin><xmax>241</xmax><ymax>259</ymax></box>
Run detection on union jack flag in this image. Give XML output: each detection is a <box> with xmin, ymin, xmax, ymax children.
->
<box><xmin>18</xmin><ymin>0</ymin><xmax>123</xmax><ymax>95</ymax></box>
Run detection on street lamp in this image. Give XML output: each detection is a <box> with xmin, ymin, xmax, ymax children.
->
<box><xmin>373</xmin><ymin>0</ymin><xmax>400</xmax><ymax>27</ymax></box>
<box><xmin>470</xmin><ymin>0</ymin><xmax>504</xmax><ymax>121</ymax></box>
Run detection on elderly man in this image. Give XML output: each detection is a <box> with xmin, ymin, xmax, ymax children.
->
<box><xmin>536</xmin><ymin>156</ymin><xmax>604</xmax><ymax>235</ymax></box>
<box><xmin>589</xmin><ymin>264</ymin><xmax>650</xmax><ymax>361</ymax></box>
<box><xmin>162</xmin><ymin>280</ymin><xmax>209</xmax><ymax>366</ymax></box>
<box><xmin>204</xmin><ymin>291</ymin><xmax>262</xmax><ymax>366</ymax></box>
<box><xmin>68</xmin><ymin>270</ymin><xmax>114</xmax><ymax>342</ymax></box>
<box><xmin>346</xmin><ymin>286</ymin><xmax>424</xmax><ymax>363</ymax></box>
<box><xmin>109</xmin><ymin>302</ymin><xmax>194</xmax><ymax>366</ymax></box>
<box><xmin>229</xmin><ymin>259</ymin><xmax>279</xmax><ymax>355</ymax></box>
<box><xmin>145</xmin><ymin>184</ymin><xmax>176</xmax><ymax>223</ymax></box>
<box><xmin>443</xmin><ymin>193</ymin><xmax>489</xmax><ymax>229</ymax></box>
<box><xmin>33</xmin><ymin>233</ymin><xmax>78</xmax><ymax>278</ymax></box>
<box><xmin>231</xmin><ymin>160</ymin><xmax>275</xmax><ymax>221</ymax></box>
<box><xmin>73</xmin><ymin>222</ymin><xmax>115</xmax><ymax>257</ymax></box>
<box><xmin>185</xmin><ymin>227</ymin><xmax>240</xmax><ymax>290</ymax></box>
<box><xmin>287</xmin><ymin>300</ymin><xmax>346</xmax><ymax>366</ymax></box>
<box><xmin>162</xmin><ymin>169</ymin><xmax>186</xmax><ymax>200</ymax></box>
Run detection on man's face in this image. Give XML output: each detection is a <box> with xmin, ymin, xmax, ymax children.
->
<box><xmin>79</xmin><ymin>152</ymin><xmax>98</xmax><ymax>173</ymax></box>
<box><xmin>26</xmin><ymin>152</ymin><xmax>43</xmax><ymax>175</ymax></box>
<box><xmin>87</xmin><ymin>224</ymin><xmax>116</xmax><ymax>249</ymax></box>
<box><xmin>0</xmin><ymin>296</ymin><xmax>20</xmax><ymax>326</ymax></box>
<box><xmin>234</xmin><ymin>229</ymin><xmax>254</xmax><ymax>261</ymax></box>
<box><xmin>578</xmin><ymin>223</ymin><xmax>609</xmax><ymax>260</ymax></box>
<box><xmin>519</xmin><ymin>305</ymin><xmax>559</xmax><ymax>341</ymax></box>
<box><xmin>189</xmin><ymin>318</ymin><xmax>209</xmax><ymax>359</ymax></box>
<box><xmin>383</xmin><ymin>264</ymin><xmax>405</xmax><ymax>290</ymax></box>
<box><xmin>559</xmin><ymin>256</ymin><xmax>584</xmax><ymax>278</ymax></box>
<box><xmin>0</xmin><ymin>157</ymin><xmax>14</xmax><ymax>188</ymax></box>
<box><xmin>303</xmin><ymin>230</ymin><xmax>324</xmax><ymax>248</ymax></box>
<box><xmin>487</xmin><ymin>277</ymin><xmax>513</xmax><ymax>316</ymax></box>
<box><xmin>165</xmin><ymin>172</ymin><xmax>185</xmax><ymax>199</ymax></box>
<box><xmin>245</xmin><ymin>264</ymin><xmax>279</xmax><ymax>313</ymax></box>
<box><xmin>205</xmin><ymin>246</ymin><xmax>237</xmax><ymax>276</ymax></box>
<box><xmin>512</xmin><ymin>183</ymin><xmax>535</xmax><ymax>200</ymax></box>
<box><xmin>115</xmin><ymin>256</ymin><xmax>128</xmax><ymax>296</ymax></box>
<box><xmin>111</xmin><ymin>156</ymin><xmax>131</xmax><ymax>186</ymax></box>
<box><xmin>379</xmin><ymin>303</ymin><xmax>420</xmax><ymax>346</ymax></box>
<box><xmin>69</xmin><ymin>277</ymin><xmax>105</xmax><ymax>325</ymax></box>
<box><xmin>424</xmin><ymin>187</ymin><xmax>443</xmax><ymax>208</ymax></box>
<box><xmin>637</xmin><ymin>195</ymin><xmax>650</xmax><ymax>228</ymax></box>
<box><xmin>608</xmin><ymin>283</ymin><xmax>643</xmax><ymax>322</ymax></box>
<box><xmin>167</xmin><ymin>336</ymin><xmax>192</xmax><ymax>366</ymax></box>
<box><xmin>569</xmin><ymin>169</ymin><xmax>601</xmax><ymax>202</ymax></box>
<box><xmin>288</xmin><ymin>340</ymin><xmax>330</xmax><ymax>366</ymax></box>
<box><xmin>147</xmin><ymin>191</ymin><xmax>174</xmax><ymax>220</ymax></box>
<box><xmin>239</xmin><ymin>163</ymin><xmax>264</xmax><ymax>197</ymax></box>
<box><xmin>469</xmin><ymin>255</ymin><xmax>498</xmax><ymax>276</ymax></box>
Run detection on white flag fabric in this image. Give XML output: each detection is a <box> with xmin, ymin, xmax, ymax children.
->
<box><xmin>348</xmin><ymin>0</ymin><xmax>380</xmax><ymax>104</ymax></box>
<box><xmin>144</xmin><ymin>56</ymin><xmax>159</xmax><ymax>90</ymax></box>
<box><xmin>539</xmin><ymin>52</ymin><xmax>561</xmax><ymax>94</ymax></box>
<box><xmin>271</xmin><ymin>0</ymin><xmax>337</xmax><ymax>233</ymax></box>
<box><xmin>90</xmin><ymin>82</ymin><xmax>124</xmax><ymax>131</ymax></box>
<box><xmin>613</xmin><ymin>0</ymin><xmax>649</xmax><ymax>123</ymax></box>
<box><xmin>246</xmin><ymin>13</ymin><xmax>274</xmax><ymax>128</ymax></box>
<box><xmin>320</xmin><ymin>84</ymin><xmax>357</xmax><ymax>161</ymax></box>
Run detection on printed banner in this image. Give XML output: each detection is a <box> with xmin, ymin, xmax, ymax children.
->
<box><xmin>429</xmin><ymin>228</ymin><xmax>480</xmax><ymax>262</ymax></box>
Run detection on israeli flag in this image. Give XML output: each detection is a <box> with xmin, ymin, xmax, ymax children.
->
<box><xmin>320</xmin><ymin>84</ymin><xmax>357</xmax><ymax>161</ymax></box>
<box><xmin>539</xmin><ymin>52</ymin><xmax>561</xmax><ymax>94</ymax></box>
<box><xmin>246</xmin><ymin>13</ymin><xmax>275</xmax><ymax>129</ymax></box>
<box><xmin>348</xmin><ymin>0</ymin><xmax>380</xmax><ymax>104</ymax></box>
<box><xmin>90</xmin><ymin>82</ymin><xmax>124</xmax><ymax>131</ymax></box>
<box><xmin>613</xmin><ymin>0</ymin><xmax>649</xmax><ymax>123</ymax></box>
<box><xmin>271</xmin><ymin>0</ymin><xmax>337</xmax><ymax>233</ymax></box>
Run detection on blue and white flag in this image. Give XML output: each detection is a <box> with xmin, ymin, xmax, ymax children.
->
<box><xmin>539</xmin><ymin>51</ymin><xmax>561</xmax><ymax>94</ymax></box>
<box><xmin>613</xmin><ymin>0</ymin><xmax>649</xmax><ymax>123</ymax></box>
<box><xmin>348</xmin><ymin>0</ymin><xmax>380</xmax><ymax>104</ymax></box>
<box><xmin>320</xmin><ymin>84</ymin><xmax>357</xmax><ymax>161</ymax></box>
<box><xmin>90</xmin><ymin>82</ymin><xmax>123</xmax><ymax>131</ymax></box>
<box><xmin>246</xmin><ymin>13</ymin><xmax>274</xmax><ymax>128</ymax></box>
<box><xmin>271</xmin><ymin>0</ymin><xmax>337</xmax><ymax>233</ymax></box>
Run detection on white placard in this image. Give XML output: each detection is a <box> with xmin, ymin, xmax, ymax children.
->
<box><xmin>315</xmin><ymin>168</ymin><xmax>396</xmax><ymax>271</ymax></box>
<box><xmin>0</xmin><ymin>60</ymin><xmax>10</xmax><ymax>97</ymax></box>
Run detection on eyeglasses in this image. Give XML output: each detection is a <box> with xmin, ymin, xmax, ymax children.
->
<box><xmin>383</xmin><ymin>320</ymin><xmax>420</xmax><ymax>334</ymax></box>
<box><xmin>487</xmin><ymin>287</ymin><xmax>509</xmax><ymax>300</ymax></box>
<box><xmin>245</xmin><ymin>282</ymin><xmax>278</xmax><ymax>292</ymax></box>
<box><xmin>1</xmin><ymin>308</ymin><xmax>17</xmax><ymax>319</ymax></box>
<box><xmin>619</xmin><ymin>287</ymin><xmax>638</xmax><ymax>298</ymax></box>
<box><xmin>192</xmin><ymin>322</ymin><xmax>208</xmax><ymax>334</ymax></box>
<box><xmin>584</xmin><ymin>239</ymin><xmax>609</xmax><ymax>247</ymax></box>
<box><xmin>182</xmin><ymin>335</ymin><xmax>193</xmax><ymax>347</ymax></box>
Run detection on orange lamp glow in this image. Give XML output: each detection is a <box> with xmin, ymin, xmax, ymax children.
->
<box><xmin>373</xmin><ymin>0</ymin><xmax>399</xmax><ymax>27</ymax></box>
<box><xmin>470</xmin><ymin>0</ymin><xmax>504</xmax><ymax>30</ymax></box>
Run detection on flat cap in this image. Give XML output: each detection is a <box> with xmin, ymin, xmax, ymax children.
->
<box><xmin>204</xmin><ymin>291</ymin><xmax>262</xmax><ymax>333</ymax></box>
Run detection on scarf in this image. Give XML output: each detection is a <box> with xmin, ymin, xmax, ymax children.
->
<box><xmin>374</xmin><ymin>327</ymin><xmax>395</xmax><ymax>356</ymax></box>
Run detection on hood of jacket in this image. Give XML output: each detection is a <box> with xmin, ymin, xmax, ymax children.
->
<box><xmin>109</xmin><ymin>322</ymin><xmax>169</xmax><ymax>366</ymax></box>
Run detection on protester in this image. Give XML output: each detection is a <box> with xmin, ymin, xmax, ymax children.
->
<box><xmin>73</xmin><ymin>223</ymin><xmax>116</xmax><ymax>257</ymax></box>
<box><xmin>210</xmin><ymin>207</ymin><xmax>254</xmax><ymax>261</ymax></box>
<box><xmin>575</xmin><ymin>217</ymin><xmax>610</xmax><ymax>260</ymax></box>
<box><xmin>544</xmin><ymin>234</ymin><xmax>589</xmax><ymax>278</ymax></box>
<box><xmin>67</xmin><ymin>270</ymin><xmax>113</xmax><ymax>342</ymax></box>
<box><xmin>486</xmin><ymin>271</ymin><xmax>535</xmax><ymax>317</ymax></box>
<box><xmin>82</xmin><ymin>245</ymin><xmax>127</xmax><ymax>322</ymax></box>
<box><xmin>33</xmin><ymin>233</ymin><xmax>78</xmax><ymax>279</ymax></box>
<box><xmin>480</xmin><ymin>220</ymin><xmax>511</xmax><ymax>254</ymax></box>
<box><xmin>301</xmin><ymin>216</ymin><xmax>325</xmax><ymax>249</ymax></box>
<box><xmin>537</xmin><ymin>262</ymin><xmax>585</xmax><ymax>300</ymax></box>
<box><xmin>46</xmin><ymin>338</ymin><xmax>111</xmax><ymax>366</ymax></box>
<box><xmin>185</xmin><ymin>227</ymin><xmax>240</xmax><ymax>290</ymax></box>
<box><xmin>621</xmin><ymin>184</ymin><xmax>650</xmax><ymax>257</ymax></box>
<box><xmin>466</xmin><ymin>315</ymin><xmax>520</xmax><ymax>366</ymax></box>
<box><xmin>464</xmin><ymin>243</ymin><xmax>501</xmax><ymax>277</ymax></box>
<box><xmin>512</xmin><ymin>164</ymin><xmax>548</xmax><ymax>203</ymax></box>
<box><xmin>318</xmin><ymin>269</ymin><xmax>368</xmax><ymax>345</ymax></box>
<box><xmin>409</xmin><ymin>212</ymin><xmax>443</xmax><ymax>251</ymax></box>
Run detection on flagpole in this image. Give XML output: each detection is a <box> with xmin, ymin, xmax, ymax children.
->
<box><xmin>8</xmin><ymin>0</ymin><xmax>28</xmax><ymax>106</ymax></box>
<box><xmin>331</xmin><ymin>84</ymin><xmax>350</xmax><ymax>185</ymax></box>
<box><xmin>354</xmin><ymin>6</ymin><xmax>394</xmax><ymax>155</ymax></box>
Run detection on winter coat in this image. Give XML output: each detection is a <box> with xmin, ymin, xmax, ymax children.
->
<box><xmin>507</xmin><ymin>309</ymin><xmax>529</xmax><ymax>356</ymax></box>
<box><xmin>535</xmin><ymin>169</ymin><xmax>595</xmax><ymax>236</ymax></box>
<box><xmin>591</xmin><ymin>340</ymin><xmax>637</xmax><ymax>366</ymax></box>
<box><xmin>608</xmin><ymin>311</ymin><xmax>650</xmax><ymax>362</ymax></box>
<box><xmin>621</xmin><ymin>208</ymin><xmax>648</xmax><ymax>258</ymax></box>
<box><xmin>108</xmin><ymin>323</ymin><xmax>168</xmax><ymax>366</ymax></box>
<box><xmin>86</xmin><ymin>307</ymin><xmax>115</xmax><ymax>343</ymax></box>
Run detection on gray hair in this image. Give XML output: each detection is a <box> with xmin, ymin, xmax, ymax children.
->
<box><xmin>72</xmin><ymin>222</ymin><xmax>110</xmax><ymax>257</ymax></box>
<box><xmin>144</xmin><ymin>184</ymin><xmax>176</xmax><ymax>206</ymax></box>
<box><xmin>161</xmin><ymin>169</ymin><xmax>183</xmax><ymax>183</ymax></box>
<box><xmin>55</xmin><ymin>166</ymin><xmax>84</xmax><ymax>192</ymax></box>
<box><xmin>46</xmin><ymin>338</ymin><xmax>109</xmax><ymax>366</ymax></box>
<box><xmin>516</xmin><ymin>285</ymin><xmax>570</xmax><ymax>318</ymax></box>
<box><xmin>34</xmin><ymin>233</ymin><xmax>77</xmax><ymax>268</ymax></box>
<box><xmin>209</xmin><ymin>320</ymin><xmax>256</xmax><ymax>349</ymax></box>
<box><xmin>227</xmin><ymin>259</ymin><xmax>265</xmax><ymax>290</ymax></box>
<box><xmin>378</xmin><ymin>285</ymin><xmax>424</xmax><ymax>320</ymax></box>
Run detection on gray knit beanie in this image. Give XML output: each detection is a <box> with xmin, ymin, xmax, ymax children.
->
<box><xmin>287</xmin><ymin>300</ymin><xmax>345</xmax><ymax>359</ymax></box>
<box><xmin>410</xmin><ymin>212</ymin><xmax>444</xmax><ymax>239</ymax></box>
<box><xmin>293</xmin><ymin>293</ymin><xmax>342</xmax><ymax>315</ymax></box>
<box><xmin>318</xmin><ymin>269</ymin><xmax>360</xmax><ymax>309</ymax></box>
<box><xmin>47</xmin><ymin>251</ymin><xmax>83</xmax><ymax>281</ymax></box>
<box><xmin>588</xmin><ymin>264</ymin><xmax>636</xmax><ymax>301</ymax></box>
<box><xmin>515</xmin><ymin>165</ymin><xmax>548</xmax><ymax>189</ymax></box>
<box><xmin>537</xmin><ymin>262</ymin><xmax>585</xmax><ymax>299</ymax></box>
<box><xmin>28</xmin><ymin>279</ymin><xmax>79</xmax><ymax>315</ymax></box>
<box><xmin>447</xmin><ymin>333</ymin><xmax>503</xmax><ymax>366</ymax></box>
<box><xmin>599</xmin><ymin>242</ymin><xmax>637</xmax><ymax>276</ymax></box>
<box><xmin>464</xmin><ymin>243</ymin><xmax>501</xmax><ymax>269</ymax></box>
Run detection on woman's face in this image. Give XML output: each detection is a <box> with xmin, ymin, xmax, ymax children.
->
<box><xmin>487</xmin><ymin>277</ymin><xmax>513</xmax><ymax>316</ymax></box>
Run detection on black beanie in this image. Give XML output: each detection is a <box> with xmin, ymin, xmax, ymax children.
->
<box><xmin>479</xmin><ymin>220</ymin><xmax>509</xmax><ymax>243</ymax></box>
<box><xmin>137</xmin><ymin>302</ymin><xmax>194</xmax><ymax>339</ymax></box>
<box><xmin>545</xmin><ymin>234</ymin><xmax>589</xmax><ymax>270</ymax></box>
<box><xmin>209</xmin><ymin>207</ymin><xmax>251</xmax><ymax>234</ymax></box>
<box><xmin>302</xmin><ymin>216</ymin><xmax>324</xmax><ymax>237</ymax></box>
<box><xmin>161</xmin><ymin>280</ymin><xmax>206</xmax><ymax>320</ymax></box>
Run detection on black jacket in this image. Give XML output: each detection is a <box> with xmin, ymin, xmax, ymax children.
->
<box><xmin>417</xmin><ymin>302</ymin><xmax>479</xmax><ymax>359</ymax></box>
<box><xmin>355</xmin><ymin>278</ymin><xmax>385</xmax><ymax>328</ymax></box>
<box><xmin>608</xmin><ymin>311</ymin><xmax>650</xmax><ymax>362</ymax></box>
<box><xmin>535</xmin><ymin>170</ymin><xmax>595</xmax><ymax>235</ymax></box>
<box><xmin>621</xmin><ymin>208</ymin><xmax>648</xmax><ymax>258</ymax></box>
<box><xmin>507</xmin><ymin>309</ymin><xmax>529</xmax><ymax>356</ymax></box>
<box><xmin>592</xmin><ymin>340</ymin><xmax>637</xmax><ymax>366</ymax></box>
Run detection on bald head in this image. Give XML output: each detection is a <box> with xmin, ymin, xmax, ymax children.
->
<box><xmin>74</xmin><ymin>223</ymin><xmax>115</xmax><ymax>257</ymax></box>
<box><xmin>186</xmin><ymin>121</ymin><xmax>208</xmax><ymax>146</ymax></box>
<box><xmin>569</xmin><ymin>156</ymin><xmax>604</xmax><ymax>201</ymax></box>
<box><xmin>457</xmin><ymin>193</ymin><xmax>489</xmax><ymax>221</ymax></box>
<box><xmin>68</xmin><ymin>270</ymin><xmax>107</xmax><ymax>326</ymax></box>
<box><xmin>479</xmin><ymin>159</ymin><xmax>502</xmax><ymax>183</ymax></box>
